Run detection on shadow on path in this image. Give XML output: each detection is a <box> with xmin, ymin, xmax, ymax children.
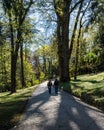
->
<box><xmin>13</xmin><ymin>82</ymin><xmax>104</xmax><ymax>130</ymax></box>
<box><xmin>52</xmin><ymin>91</ymin><xmax>104</xmax><ymax>130</ymax></box>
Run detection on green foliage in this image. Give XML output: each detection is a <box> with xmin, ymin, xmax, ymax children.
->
<box><xmin>71</xmin><ymin>22</ymin><xmax>104</xmax><ymax>76</ymax></box>
<box><xmin>39</xmin><ymin>72</ymin><xmax>45</xmax><ymax>82</ymax></box>
<box><xmin>88</xmin><ymin>0</ymin><xmax>104</xmax><ymax>71</ymax></box>
<box><xmin>16</xmin><ymin>56</ymin><xmax>36</xmax><ymax>89</ymax></box>
<box><xmin>0</xmin><ymin>43</ymin><xmax>11</xmax><ymax>92</ymax></box>
<box><xmin>0</xmin><ymin>0</ymin><xmax>35</xmax><ymax>92</ymax></box>
<box><xmin>34</xmin><ymin>39</ymin><xmax>58</xmax><ymax>79</ymax></box>
<box><xmin>60</xmin><ymin>82</ymin><xmax>72</xmax><ymax>93</ymax></box>
<box><xmin>0</xmin><ymin>41</ymin><xmax>36</xmax><ymax>92</ymax></box>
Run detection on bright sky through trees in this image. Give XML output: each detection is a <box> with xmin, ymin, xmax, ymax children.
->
<box><xmin>27</xmin><ymin>7</ymin><xmax>57</xmax><ymax>52</ymax></box>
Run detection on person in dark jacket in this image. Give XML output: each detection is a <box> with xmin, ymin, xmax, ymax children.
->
<box><xmin>54</xmin><ymin>78</ymin><xmax>59</xmax><ymax>94</ymax></box>
<box><xmin>47</xmin><ymin>79</ymin><xmax>52</xmax><ymax>94</ymax></box>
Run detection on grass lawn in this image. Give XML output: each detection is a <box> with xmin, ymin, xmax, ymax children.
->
<box><xmin>0</xmin><ymin>85</ymin><xmax>37</xmax><ymax>129</ymax></box>
<box><xmin>60</xmin><ymin>72</ymin><xmax>104</xmax><ymax>111</ymax></box>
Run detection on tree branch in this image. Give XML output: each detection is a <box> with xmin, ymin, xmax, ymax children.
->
<box><xmin>70</xmin><ymin>0</ymin><xmax>82</xmax><ymax>14</ymax></box>
<box><xmin>80</xmin><ymin>0</ymin><xmax>91</xmax><ymax>26</ymax></box>
<box><xmin>22</xmin><ymin>0</ymin><xmax>33</xmax><ymax>24</ymax></box>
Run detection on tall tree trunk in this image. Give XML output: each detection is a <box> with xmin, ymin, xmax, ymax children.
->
<box><xmin>20</xmin><ymin>41</ymin><xmax>25</xmax><ymax>87</ymax></box>
<box><xmin>48</xmin><ymin>58</ymin><xmax>52</xmax><ymax>74</ymax></box>
<box><xmin>10</xmin><ymin>27</ymin><xmax>22</xmax><ymax>93</ymax></box>
<box><xmin>43</xmin><ymin>56</ymin><xmax>47</xmax><ymax>74</ymax></box>
<box><xmin>3</xmin><ymin>0</ymin><xmax>33</xmax><ymax>93</ymax></box>
<box><xmin>0</xmin><ymin>46</ymin><xmax>3</xmax><ymax>82</ymax></box>
<box><xmin>54</xmin><ymin>0</ymin><xmax>70</xmax><ymax>82</ymax></box>
<box><xmin>57</xmin><ymin>21</ymin><xmax>70</xmax><ymax>82</ymax></box>
<box><xmin>74</xmin><ymin>26</ymin><xmax>82</xmax><ymax>80</ymax></box>
<box><xmin>69</xmin><ymin>0</ymin><xmax>84</xmax><ymax>61</ymax></box>
<box><xmin>0</xmin><ymin>44</ymin><xmax>7</xmax><ymax>91</ymax></box>
<box><xmin>3</xmin><ymin>53</ymin><xmax>7</xmax><ymax>85</ymax></box>
<box><xmin>54</xmin><ymin>0</ymin><xmax>81</xmax><ymax>82</ymax></box>
<box><xmin>9</xmin><ymin>15</ymin><xmax>16</xmax><ymax>93</ymax></box>
<box><xmin>74</xmin><ymin>1</ymin><xmax>91</xmax><ymax>80</ymax></box>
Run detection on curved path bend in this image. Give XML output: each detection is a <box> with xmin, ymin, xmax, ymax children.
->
<box><xmin>13</xmin><ymin>81</ymin><xmax>104</xmax><ymax>130</ymax></box>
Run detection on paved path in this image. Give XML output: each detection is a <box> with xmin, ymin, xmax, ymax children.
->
<box><xmin>13</xmin><ymin>81</ymin><xmax>104</xmax><ymax>130</ymax></box>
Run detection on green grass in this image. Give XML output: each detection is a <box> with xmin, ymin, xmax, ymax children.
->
<box><xmin>0</xmin><ymin>85</ymin><xmax>37</xmax><ymax>129</ymax></box>
<box><xmin>71</xmin><ymin>72</ymin><xmax>104</xmax><ymax>96</ymax></box>
<box><xmin>60</xmin><ymin>72</ymin><xmax>104</xmax><ymax>111</ymax></box>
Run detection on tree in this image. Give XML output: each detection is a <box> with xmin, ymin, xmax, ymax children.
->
<box><xmin>94</xmin><ymin>1</ymin><xmax>104</xmax><ymax>70</ymax></box>
<box><xmin>2</xmin><ymin>0</ymin><xmax>33</xmax><ymax>93</ymax></box>
<box><xmin>53</xmin><ymin>0</ymin><xmax>82</xmax><ymax>82</ymax></box>
<box><xmin>34</xmin><ymin>35</ymin><xmax>58</xmax><ymax>78</ymax></box>
<box><xmin>74</xmin><ymin>1</ymin><xmax>91</xmax><ymax>80</ymax></box>
<box><xmin>84</xmin><ymin>0</ymin><xmax>104</xmax><ymax>71</ymax></box>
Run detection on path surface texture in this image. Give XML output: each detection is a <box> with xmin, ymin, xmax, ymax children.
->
<box><xmin>13</xmin><ymin>81</ymin><xmax>104</xmax><ymax>130</ymax></box>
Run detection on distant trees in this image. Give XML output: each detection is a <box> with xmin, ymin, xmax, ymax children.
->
<box><xmin>34</xmin><ymin>38</ymin><xmax>58</xmax><ymax>78</ymax></box>
<box><xmin>93</xmin><ymin>0</ymin><xmax>104</xmax><ymax>70</ymax></box>
<box><xmin>78</xmin><ymin>0</ymin><xmax>104</xmax><ymax>74</ymax></box>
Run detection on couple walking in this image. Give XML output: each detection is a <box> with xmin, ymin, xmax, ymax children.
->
<box><xmin>47</xmin><ymin>79</ymin><xmax>59</xmax><ymax>95</ymax></box>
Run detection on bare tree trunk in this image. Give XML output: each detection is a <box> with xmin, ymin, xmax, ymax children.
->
<box><xmin>74</xmin><ymin>26</ymin><xmax>82</xmax><ymax>80</ymax></box>
<box><xmin>10</xmin><ymin>26</ymin><xmax>22</xmax><ymax>93</ymax></box>
<box><xmin>47</xmin><ymin>58</ymin><xmax>52</xmax><ymax>75</ymax></box>
<box><xmin>74</xmin><ymin>1</ymin><xmax>91</xmax><ymax>80</ymax></box>
<box><xmin>54</xmin><ymin>0</ymin><xmax>70</xmax><ymax>82</ymax></box>
<box><xmin>0</xmin><ymin>46</ymin><xmax>4</xmax><ymax>83</ymax></box>
<box><xmin>9</xmin><ymin>15</ymin><xmax>16</xmax><ymax>93</ymax></box>
<box><xmin>3</xmin><ymin>53</ymin><xmax>8</xmax><ymax>85</ymax></box>
<box><xmin>3</xmin><ymin>0</ymin><xmax>33</xmax><ymax>93</ymax></box>
<box><xmin>69</xmin><ymin>0</ymin><xmax>84</xmax><ymax>61</ymax></box>
<box><xmin>54</xmin><ymin>0</ymin><xmax>82</xmax><ymax>82</ymax></box>
<box><xmin>20</xmin><ymin>41</ymin><xmax>25</xmax><ymax>87</ymax></box>
<box><xmin>43</xmin><ymin>57</ymin><xmax>47</xmax><ymax>74</ymax></box>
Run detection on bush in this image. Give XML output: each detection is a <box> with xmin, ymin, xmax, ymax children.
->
<box><xmin>60</xmin><ymin>82</ymin><xmax>72</xmax><ymax>93</ymax></box>
<box><xmin>39</xmin><ymin>72</ymin><xmax>45</xmax><ymax>82</ymax></box>
<box><xmin>81</xmin><ymin>92</ymin><xmax>94</xmax><ymax>104</ymax></box>
<box><xmin>72</xmin><ymin>89</ymin><xmax>81</xmax><ymax>98</ymax></box>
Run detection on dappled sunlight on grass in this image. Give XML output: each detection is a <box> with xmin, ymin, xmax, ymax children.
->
<box><xmin>71</xmin><ymin>72</ymin><xmax>104</xmax><ymax>91</ymax></box>
<box><xmin>78</xmin><ymin>72</ymin><xmax>104</xmax><ymax>81</ymax></box>
<box><xmin>62</xmin><ymin>72</ymin><xmax>104</xmax><ymax>111</ymax></box>
<box><xmin>0</xmin><ymin>85</ymin><xmax>37</xmax><ymax>129</ymax></box>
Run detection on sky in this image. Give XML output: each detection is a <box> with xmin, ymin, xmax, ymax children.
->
<box><xmin>28</xmin><ymin>3</ymin><xmax>57</xmax><ymax>52</ymax></box>
<box><xmin>0</xmin><ymin>0</ymin><xmax>91</xmax><ymax>53</ymax></box>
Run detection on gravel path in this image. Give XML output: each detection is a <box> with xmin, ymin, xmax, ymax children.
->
<box><xmin>13</xmin><ymin>81</ymin><xmax>104</xmax><ymax>130</ymax></box>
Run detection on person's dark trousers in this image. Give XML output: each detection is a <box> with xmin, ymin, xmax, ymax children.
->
<box><xmin>55</xmin><ymin>86</ymin><xmax>58</xmax><ymax>94</ymax></box>
<box><xmin>48</xmin><ymin>87</ymin><xmax>51</xmax><ymax>94</ymax></box>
